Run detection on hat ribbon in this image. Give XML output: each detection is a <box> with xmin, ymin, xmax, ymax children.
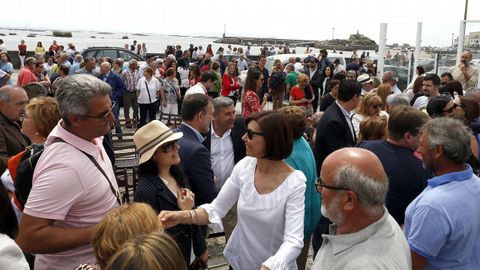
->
<box><xmin>138</xmin><ymin>129</ymin><xmax>174</xmax><ymax>156</ymax></box>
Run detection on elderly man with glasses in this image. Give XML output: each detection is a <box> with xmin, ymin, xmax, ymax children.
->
<box><xmin>312</xmin><ymin>147</ymin><xmax>411</xmax><ymax>270</ymax></box>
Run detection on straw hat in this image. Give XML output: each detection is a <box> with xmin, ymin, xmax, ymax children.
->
<box><xmin>133</xmin><ymin>120</ymin><xmax>183</xmax><ymax>164</ymax></box>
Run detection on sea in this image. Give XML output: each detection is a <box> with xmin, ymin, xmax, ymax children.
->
<box><xmin>0</xmin><ymin>28</ymin><xmax>367</xmax><ymax>58</ymax></box>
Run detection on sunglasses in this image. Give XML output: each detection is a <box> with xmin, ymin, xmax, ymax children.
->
<box><xmin>245</xmin><ymin>129</ymin><xmax>264</xmax><ymax>140</ymax></box>
<box><xmin>372</xmin><ymin>104</ymin><xmax>383</xmax><ymax>109</ymax></box>
<box><xmin>443</xmin><ymin>105</ymin><xmax>455</xmax><ymax>113</ymax></box>
<box><xmin>159</xmin><ymin>141</ymin><xmax>178</xmax><ymax>153</ymax></box>
<box><xmin>85</xmin><ymin>101</ymin><xmax>116</xmax><ymax>121</ymax></box>
<box><xmin>315</xmin><ymin>177</ymin><xmax>350</xmax><ymax>192</ymax></box>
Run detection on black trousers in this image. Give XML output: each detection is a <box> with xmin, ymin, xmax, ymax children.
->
<box><xmin>139</xmin><ymin>103</ymin><xmax>157</xmax><ymax>128</ymax></box>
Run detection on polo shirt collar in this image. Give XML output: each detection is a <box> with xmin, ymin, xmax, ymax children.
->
<box><xmin>323</xmin><ymin>208</ymin><xmax>388</xmax><ymax>255</ymax></box>
<box><xmin>47</xmin><ymin>120</ymin><xmax>104</xmax><ymax>157</ymax></box>
<box><xmin>428</xmin><ymin>165</ymin><xmax>473</xmax><ymax>188</ymax></box>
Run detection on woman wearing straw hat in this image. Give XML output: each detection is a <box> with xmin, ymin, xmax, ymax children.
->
<box><xmin>133</xmin><ymin>120</ymin><xmax>208</xmax><ymax>268</ymax></box>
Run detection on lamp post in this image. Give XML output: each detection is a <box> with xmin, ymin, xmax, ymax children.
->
<box><xmin>452</xmin><ymin>33</ymin><xmax>454</xmax><ymax>47</ymax></box>
<box><xmin>332</xmin><ymin>27</ymin><xmax>335</xmax><ymax>40</ymax></box>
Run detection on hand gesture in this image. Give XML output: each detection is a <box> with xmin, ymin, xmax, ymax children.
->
<box><xmin>177</xmin><ymin>188</ymin><xmax>195</xmax><ymax>210</ymax></box>
<box><xmin>158</xmin><ymin>210</ymin><xmax>184</xmax><ymax>229</ymax></box>
<box><xmin>191</xmin><ymin>250</ymin><xmax>209</xmax><ymax>270</ymax></box>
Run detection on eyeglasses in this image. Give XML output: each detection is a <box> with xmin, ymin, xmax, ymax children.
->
<box><xmin>245</xmin><ymin>129</ymin><xmax>265</xmax><ymax>140</ymax></box>
<box><xmin>443</xmin><ymin>105</ymin><xmax>455</xmax><ymax>113</ymax></box>
<box><xmin>372</xmin><ymin>104</ymin><xmax>383</xmax><ymax>109</ymax></box>
<box><xmin>259</xmin><ymin>78</ymin><xmax>264</xmax><ymax>81</ymax></box>
<box><xmin>85</xmin><ymin>101</ymin><xmax>115</xmax><ymax>121</ymax></box>
<box><xmin>159</xmin><ymin>141</ymin><xmax>178</xmax><ymax>153</ymax></box>
<box><xmin>315</xmin><ymin>177</ymin><xmax>350</xmax><ymax>192</ymax></box>
<box><xmin>453</xmin><ymin>103</ymin><xmax>464</xmax><ymax>110</ymax></box>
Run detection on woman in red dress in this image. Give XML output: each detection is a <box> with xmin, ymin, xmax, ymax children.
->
<box><xmin>242</xmin><ymin>69</ymin><xmax>268</xmax><ymax>117</ymax></box>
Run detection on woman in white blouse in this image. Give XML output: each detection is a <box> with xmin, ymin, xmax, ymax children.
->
<box><xmin>159</xmin><ymin>111</ymin><xmax>306</xmax><ymax>270</ymax></box>
<box><xmin>137</xmin><ymin>67</ymin><xmax>162</xmax><ymax>127</ymax></box>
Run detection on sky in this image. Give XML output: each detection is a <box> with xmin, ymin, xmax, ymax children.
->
<box><xmin>1</xmin><ymin>0</ymin><xmax>479</xmax><ymax>47</ymax></box>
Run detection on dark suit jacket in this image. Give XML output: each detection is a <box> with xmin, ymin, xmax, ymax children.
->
<box><xmin>314</xmin><ymin>102</ymin><xmax>356</xmax><ymax>174</ymax></box>
<box><xmin>177</xmin><ymin>124</ymin><xmax>217</xmax><ymax>206</ymax></box>
<box><xmin>134</xmin><ymin>174</ymin><xmax>206</xmax><ymax>264</ymax></box>
<box><xmin>0</xmin><ymin>112</ymin><xmax>29</xmax><ymax>174</ymax></box>
<box><xmin>203</xmin><ymin>116</ymin><xmax>246</xmax><ymax>165</ymax></box>
<box><xmin>99</xmin><ymin>72</ymin><xmax>127</xmax><ymax>102</ymax></box>
<box><xmin>304</xmin><ymin>67</ymin><xmax>323</xmax><ymax>111</ymax></box>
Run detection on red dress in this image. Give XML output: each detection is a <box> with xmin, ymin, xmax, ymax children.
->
<box><xmin>242</xmin><ymin>90</ymin><xmax>262</xmax><ymax>117</ymax></box>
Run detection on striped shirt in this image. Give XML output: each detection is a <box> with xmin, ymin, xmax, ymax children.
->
<box><xmin>121</xmin><ymin>68</ymin><xmax>140</xmax><ymax>92</ymax></box>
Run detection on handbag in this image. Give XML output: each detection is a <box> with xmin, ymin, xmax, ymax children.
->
<box><xmin>145</xmin><ymin>81</ymin><xmax>160</xmax><ymax>112</ymax></box>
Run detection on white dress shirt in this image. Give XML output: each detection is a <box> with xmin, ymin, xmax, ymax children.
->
<box><xmin>210</xmin><ymin>126</ymin><xmax>235</xmax><ymax>189</ymax></box>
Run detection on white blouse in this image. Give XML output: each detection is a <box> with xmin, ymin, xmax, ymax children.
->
<box><xmin>200</xmin><ymin>157</ymin><xmax>306</xmax><ymax>270</ymax></box>
<box><xmin>136</xmin><ymin>77</ymin><xmax>162</xmax><ymax>104</ymax></box>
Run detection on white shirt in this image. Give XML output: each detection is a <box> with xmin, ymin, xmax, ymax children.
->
<box><xmin>185</xmin><ymin>83</ymin><xmax>207</xmax><ymax>97</ymax></box>
<box><xmin>237</xmin><ymin>59</ymin><xmax>248</xmax><ymax>71</ymax></box>
<box><xmin>391</xmin><ymin>84</ymin><xmax>402</xmax><ymax>94</ymax></box>
<box><xmin>336</xmin><ymin>101</ymin><xmax>355</xmax><ymax>142</ymax></box>
<box><xmin>0</xmin><ymin>234</ymin><xmax>29</xmax><ymax>270</ymax></box>
<box><xmin>210</xmin><ymin>125</ymin><xmax>234</xmax><ymax>189</ymax></box>
<box><xmin>201</xmin><ymin>157</ymin><xmax>306</xmax><ymax>270</ymax></box>
<box><xmin>413</xmin><ymin>96</ymin><xmax>428</xmax><ymax>110</ymax></box>
<box><xmin>136</xmin><ymin>77</ymin><xmax>162</xmax><ymax>104</ymax></box>
<box><xmin>177</xmin><ymin>67</ymin><xmax>190</xmax><ymax>88</ymax></box>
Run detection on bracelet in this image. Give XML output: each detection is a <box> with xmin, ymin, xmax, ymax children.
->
<box><xmin>187</xmin><ymin>210</ymin><xmax>194</xmax><ymax>223</ymax></box>
<box><xmin>191</xmin><ymin>209</ymin><xmax>197</xmax><ymax>224</ymax></box>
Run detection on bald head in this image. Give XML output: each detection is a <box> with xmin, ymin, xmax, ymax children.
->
<box><xmin>321</xmin><ymin>148</ymin><xmax>388</xmax><ymax>219</ymax></box>
<box><xmin>0</xmin><ymin>85</ymin><xmax>28</xmax><ymax>122</ymax></box>
<box><xmin>322</xmin><ymin>148</ymin><xmax>386</xmax><ymax>182</ymax></box>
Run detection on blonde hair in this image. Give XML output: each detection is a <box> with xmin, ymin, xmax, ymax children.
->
<box><xmin>105</xmin><ymin>231</ymin><xmax>187</xmax><ymax>270</ymax></box>
<box><xmin>272</xmin><ymin>59</ymin><xmax>282</xmax><ymax>72</ymax></box>
<box><xmin>296</xmin><ymin>73</ymin><xmax>309</xmax><ymax>85</ymax></box>
<box><xmin>358</xmin><ymin>116</ymin><xmax>388</xmax><ymax>142</ymax></box>
<box><xmin>26</xmin><ymin>97</ymin><xmax>61</xmax><ymax>138</ymax></box>
<box><xmin>92</xmin><ymin>203</ymin><xmax>160</xmax><ymax>269</ymax></box>
<box><xmin>355</xmin><ymin>92</ymin><xmax>383</xmax><ymax>116</ymax></box>
<box><xmin>376</xmin><ymin>83</ymin><xmax>392</xmax><ymax>111</ymax></box>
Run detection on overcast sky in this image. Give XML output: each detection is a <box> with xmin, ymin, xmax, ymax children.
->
<box><xmin>1</xmin><ymin>0</ymin><xmax>479</xmax><ymax>46</ymax></box>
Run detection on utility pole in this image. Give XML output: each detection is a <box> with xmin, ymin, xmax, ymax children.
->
<box><xmin>332</xmin><ymin>27</ymin><xmax>335</xmax><ymax>40</ymax></box>
<box><xmin>464</xmin><ymin>0</ymin><xmax>468</xmax><ymax>20</ymax></box>
<box><xmin>452</xmin><ymin>33</ymin><xmax>454</xmax><ymax>47</ymax></box>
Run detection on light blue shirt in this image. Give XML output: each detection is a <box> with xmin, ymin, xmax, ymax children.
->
<box><xmin>0</xmin><ymin>62</ymin><xmax>13</xmax><ymax>85</ymax></box>
<box><xmin>404</xmin><ymin>165</ymin><xmax>480</xmax><ymax>270</ymax></box>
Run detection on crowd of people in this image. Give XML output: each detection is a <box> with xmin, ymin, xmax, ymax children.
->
<box><xmin>0</xmin><ymin>39</ymin><xmax>479</xmax><ymax>270</ymax></box>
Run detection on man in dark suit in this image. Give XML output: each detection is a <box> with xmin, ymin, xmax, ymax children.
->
<box><xmin>312</xmin><ymin>80</ymin><xmax>361</xmax><ymax>256</ymax></box>
<box><xmin>98</xmin><ymin>62</ymin><xmax>126</xmax><ymax>137</ymax></box>
<box><xmin>202</xmin><ymin>96</ymin><xmax>246</xmax><ymax>241</ymax></box>
<box><xmin>0</xmin><ymin>85</ymin><xmax>29</xmax><ymax>174</ymax></box>
<box><xmin>304</xmin><ymin>56</ymin><xmax>323</xmax><ymax>112</ymax></box>
<box><xmin>177</xmin><ymin>93</ymin><xmax>217</xmax><ymax>207</ymax></box>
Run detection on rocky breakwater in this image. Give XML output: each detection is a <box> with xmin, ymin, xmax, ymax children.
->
<box><xmin>315</xmin><ymin>32</ymin><xmax>377</xmax><ymax>51</ymax></box>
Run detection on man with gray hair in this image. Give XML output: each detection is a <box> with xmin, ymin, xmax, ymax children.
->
<box><xmin>98</xmin><ymin>61</ymin><xmax>126</xmax><ymax>137</ymax></box>
<box><xmin>16</xmin><ymin>75</ymin><xmax>120</xmax><ymax>270</ymax></box>
<box><xmin>449</xmin><ymin>50</ymin><xmax>479</xmax><ymax>90</ymax></box>
<box><xmin>404</xmin><ymin>117</ymin><xmax>480</xmax><ymax>269</ymax></box>
<box><xmin>382</xmin><ymin>71</ymin><xmax>402</xmax><ymax>94</ymax></box>
<box><xmin>202</xmin><ymin>96</ymin><xmax>246</xmax><ymax>241</ymax></box>
<box><xmin>121</xmin><ymin>59</ymin><xmax>140</xmax><ymax>128</ymax></box>
<box><xmin>312</xmin><ymin>147</ymin><xmax>411</xmax><ymax>269</ymax></box>
<box><xmin>0</xmin><ymin>85</ymin><xmax>29</xmax><ymax>174</ymax></box>
<box><xmin>75</xmin><ymin>56</ymin><xmax>99</xmax><ymax>77</ymax></box>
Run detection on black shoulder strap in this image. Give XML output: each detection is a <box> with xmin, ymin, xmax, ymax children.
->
<box><xmin>145</xmin><ymin>81</ymin><xmax>152</xmax><ymax>103</ymax></box>
<box><xmin>52</xmin><ymin>137</ymin><xmax>121</xmax><ymax>205</ymax></box>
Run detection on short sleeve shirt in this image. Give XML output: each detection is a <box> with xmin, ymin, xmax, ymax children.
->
<box><xmin>24</xmin><ymin>122</ymin><xmax>119</xmax><ymax>270</ymax></box>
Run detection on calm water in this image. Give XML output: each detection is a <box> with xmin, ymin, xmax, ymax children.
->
<box><xmin>0</xmin><ymin>28</ymin><xmax>367</xmax><ymax>58</ymax></box>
